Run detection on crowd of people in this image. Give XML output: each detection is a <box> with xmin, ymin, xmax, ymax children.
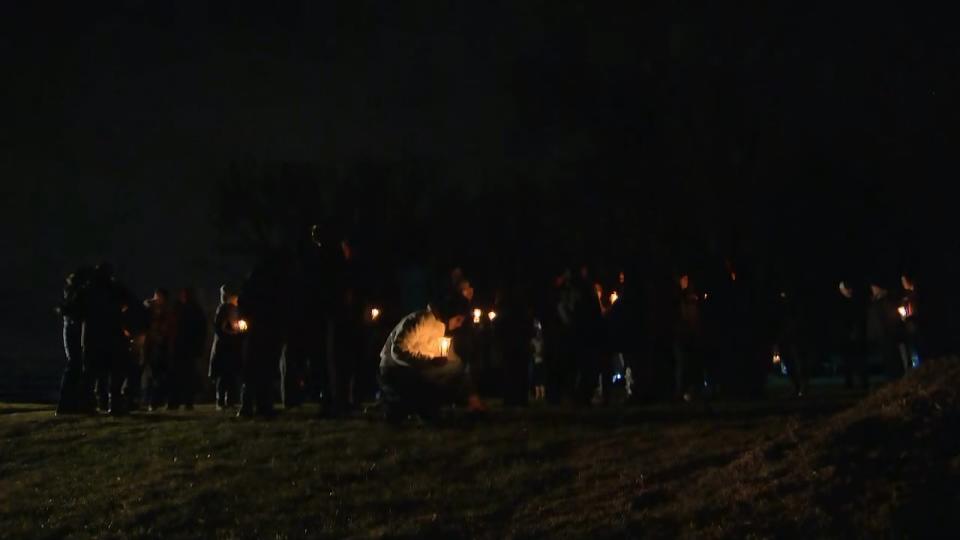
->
<box><xmin>54</xmin><ymin>226</ymin><xmax>935</xmax><ymax>420</ymax></box>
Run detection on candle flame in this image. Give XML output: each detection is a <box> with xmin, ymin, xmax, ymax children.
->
<box><xmin>237</xmin><ymin>319</ymin><xmax>248</xmax><ymax>332</ymax></box>
<box><xmin>487</xmin><ymin>311</ymin><xmax>497</xmax><ymax>322</ymax></box>
<box><xmin>473</xmin><ymin>308</ymin><xmax>482</xmax><ymax>323</ymax></box>
<box><xmin>439</xmin><ymin>336</ymin><xmax>452</xmax><ymax>357</ymax></box>
<box><xmin>609</xmin><ymin>291</ymin><xmax>619</xmax><ymax>304</ymax></box>
<box><xmin>772</xmin><ymin>353</ymin><xmax>781</xmax><ymax>365</ymax></box>
<box><xmin>897</xmin><ymin>306</ymin><xmax>908</xmax><ymax>320</ymax></box>
<box><xmin>371</xmin><ymin>308</ymin><xmax>381</xmax><ymax>320</ymax></box>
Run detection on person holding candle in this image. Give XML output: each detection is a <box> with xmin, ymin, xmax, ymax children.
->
<box><xmin>209</xmin><ymin>284</ymin><xmax>244</xmax><ymax>410</ymax></box>
<box><xmin>378</xmin><ymin>295</ymin><xmax>486</xmax><ymax>422</ymax></box>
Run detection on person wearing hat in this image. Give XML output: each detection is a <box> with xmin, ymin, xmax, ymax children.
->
<box><xmin>378</xmin><ymin>295</ymin><xmax>486</xmax><ymax>422</ymax></box>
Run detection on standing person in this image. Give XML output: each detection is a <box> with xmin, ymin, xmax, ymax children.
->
<box><xmin>773</xmin><ymin>288</ymin><xmax>807</xmax><ymax>397</ymax></box>
<box><xmin>673</xmin><ymin>273</ymin><xmax>702</xmax><ymax>401</ymax></box>
<box><xmin>866</xmin><ymin>277</ymin><xmax>901</xmax><ymax>378</ymax></box>
<box><xmin>238</xmin><ymin>255</ymin><xmax>290</xmax><ymax>418</ymax></box>
<box><xmin>546</xmin><ymin>268</ymin><xmax>577</xmax><ymax>404</ymax></box>
<box><xmin>169</xmin><ymin>288</ymin><xmax>206</xmax><ymax>410</ymax></box>
<box><xmin>55</xmin><ymin>267</ymin><xmax>94</xmax><ymax>415</ymax></box>
<box><xmin>499</xmin><ymin>282</ymin><xmax>533</xmax><ymax>408</ymax></box>
<box><xmin>209</xmin><ymin>285</ymin><xmax>244</xmax><ymax>410</ymax></box>
<box><xmin>572</xmin><ymin>265</ymin><xmax>604</xmax><ymax>406</ymax></box>
<box><xmin>531</xmin><ymin>320</ymin><xmax>546</xmax><ymax>401</ymax></box>
<box><xmin>898</xmin><ymin>273</ymin><xmax>921</xmax><ymax>371</ymax></box>
<box><xmin>143</xmin><ymin>289</ymin><xmax>175</xmax><ymax>410</ymax></box>
<box><xmin>378</xmin><ymin>296</ymin><xmax>486</xmax><ymax>422</ymax></box>
<box><xmin>837</xmin><ymin>280</ymin><xmax>868</xmax><ymax>389</ymax></box>
<box><xmin>285</xmin><ymin>226</ymin><xmax>332</xmax><ymax>410</ymax></box>
<box><xmin>82</xmin><ymin>264</ymin><xmax>132</xmax><ymax>416</ymax></box>
<box><xmin>316</xmin><ymin>236</ymin><xmax>365</xmax><ymax>417</ymax></box>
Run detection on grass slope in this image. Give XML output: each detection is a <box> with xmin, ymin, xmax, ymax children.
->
<box><xmin>0</xmin><ymin>372</ymin><xmax>948</xmax><ymax>539</ymax></box>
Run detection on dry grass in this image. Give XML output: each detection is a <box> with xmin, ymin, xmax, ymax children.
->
<box><xmin>1</xmin><ymin>368</ymin><xmax>953</xmax><ymax>539</ymax></box>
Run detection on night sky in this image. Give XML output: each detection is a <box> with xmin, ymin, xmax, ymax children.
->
<box><xmin>2</xmin><ymin>2</ymin><xmax>956</xmax><ymax>359</ymax></box>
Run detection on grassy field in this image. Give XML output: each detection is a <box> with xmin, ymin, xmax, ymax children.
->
<box><xmin>0</xmin><ymin>370</ymin><xmax>955</xmax><ymax>539</ymax></box>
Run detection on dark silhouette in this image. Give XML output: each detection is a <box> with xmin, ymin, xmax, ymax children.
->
<box><xmin>209</xmin><ymin>285</ymin><xmax>244</xmax><ymax>410</ymax></box>
<box><xmin>168</xmin><ymin>288</ymin><xmax>206</xmax><ymax>410</ymax></box>
<box><xmin>238</xmin><ymin>255</ymin><xmax>291</xmax><ymax>418</ymax></box>
<box><xmin>55</xmin><ymin>267</ymin><xmax>94</xmax><ymax>415</ymax></box>
<box><xmin>81</xmin><ymin>264</ymin><xmax>135</xmax><ymax>416</ymax></box>
<box><xmin>143</xmin><ymin>288</ymin><xmax>175</xmax><ymax>410</ymax></box>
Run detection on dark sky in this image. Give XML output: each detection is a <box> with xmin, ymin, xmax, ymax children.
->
<box><xmin>1</xmin><ymin>2</ymin><xmax>956</xmax><ymax>357</ymax></box>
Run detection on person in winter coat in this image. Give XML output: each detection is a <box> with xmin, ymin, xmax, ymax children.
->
<box><xmin>82</xmin><ymin>263</ymin><xmax>135</xmax><ymax>415</ymax></box>
<box><xmin>379</xmin><ymin>295</ymin><xmax>486</xmax><ymax>422</ymax></box>
<box><xmin>143</xmin><ymin>288</ymin><xmax>175</xmax><ymax>410</ymax></box>
<box><xmin>673</xmin><ymin>273</ymin><xmax>702</xmax><ymax>401</ymax></box>
<box><xmin>209</xmin><ymin>285</ymin><xmax>244</xmax><ymax>410</ymax></box>
<box><xmin>168</xmin><ymin>287</ymin><xmax>206</xmax><ymax>410</ymax></box>
<box><xmin>55</xmin><ymin>267</ymin><xmax>94</xmax><ymax>415</ymax></box>
<box><xmin>238</xmin><ymin>255</ymin><xmax>291</xmax><ymax>418</ymax></box>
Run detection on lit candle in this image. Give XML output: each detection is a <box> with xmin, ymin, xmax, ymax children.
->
<box><xmin>772</xmin><ymin>353</ymin><xmax>781</xmax><ymax>365</ymax></box>
<box><xmin>439</xmin><ymin>337</ymin><xmax>452</xmax><ymax>357</ymax></box>
<box><xmin>473</xmin><ymin>308</ymin><xmax>482</xmax><ymax>324</ymax></box>
<box><xmin>487</xmin><ymin>311</ymin><xmax>497</xmax><ymax>322</ymax></box>
<box><xmin>609</xmin><ymin>291</ymin><xmax>619</xmax><ymax>304</ymax></box>
<box><xmin>897</xmin><ymin>306</ymin><xmax>908</xmax><ymax>320</ymax></box>
<box><xmin>237</xmin><ymin>319</ymin><xmax>249</xmax><ymax>332</ymax></box>
<box><xmin>371</xmin><ymin>308</ymin><xmax>381</xmax><ymax>321</ymax></box>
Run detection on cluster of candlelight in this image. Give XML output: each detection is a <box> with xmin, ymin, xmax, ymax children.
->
<box><xmin>236</xmin><ymin>319</ymin><xmax>249</xmax><ymax>332</ymax></box>
<box><xmin>472</xmin><ymin>308</ymin><xmax>497</xmax><ymax>323</ymax></box>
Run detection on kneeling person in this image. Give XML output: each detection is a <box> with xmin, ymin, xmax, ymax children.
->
<box><xmin>379</xmin><ymin>298</ymin><xmax>485</xmax><ymax>421</ymax></box>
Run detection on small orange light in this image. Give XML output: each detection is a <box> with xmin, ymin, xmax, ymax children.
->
<box><xmin>473</xmin><ymin>308</ymin><xmax>482</xmax><ymax>324</ymax></box>
<box><xmin>609</xmin><ymin>292</ymin><xmax>619</xmax><ymax>304</ymax></box>
<box><xmin>439</xmin><ymin>337</ymin><xmax>452</xmax><ymax>357</ymax></box>
<box><xmin>237</xmin><ymin>319</ymin><xmax>249</xmax><ymax>332</ymax></box>
<box><xmin>488</xmin><ymin>311</ymin><xmax>497</xmax><ymax>322</ymax></box>
<box><xmin>371</xmin><ymin>308</ymin><xmax>381</xmax><ymax>320</ymax></box>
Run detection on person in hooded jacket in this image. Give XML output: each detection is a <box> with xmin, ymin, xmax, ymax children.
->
<box><xmin>143</xmin><ymin>288</ymin><xmax>175</xmax><ymax>410</ymax></box>
<box><xmin>379</xmin><ymin>295</ymin><xmax>486</xmax><ymax>422</ymax></box>
<box><xmin>209</xmin><ymin>285</ymin><xmax>244</xmax><ymax>410</ymax></box>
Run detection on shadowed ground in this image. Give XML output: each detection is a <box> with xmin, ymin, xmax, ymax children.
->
<box><xmin>1</xmin><ymin>368</ymin><xmax>954</xmax><ymax>539</ymax></box>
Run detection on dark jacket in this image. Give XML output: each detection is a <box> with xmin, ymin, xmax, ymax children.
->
<box><xmin>209</xmin><ymin>303</ymin><xmax>243</xmax><ymax>377</ymax></box>
<box><xmin>174</xmin><ymin>300</ymin><xmax>207</xmax><ymax>360</ymax></box>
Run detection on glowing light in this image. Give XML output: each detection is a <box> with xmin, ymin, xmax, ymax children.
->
<box><xmin>772</xmin><ymin>353</ymin><xmax>781</xmax><ymax>365</ymax></box>
<box><xmin>473</xmin><ymin>308</ymin><xmax>482</xmax><ymax>324</ymax></box>
<box><xmin>488</xmin><ymin>311</ymin><xmax>497</xmax><ymax>322</ymax></box>
<box><xmin>897</xmin><ymin>306</ymin><xmax>908</xmax><ymax>320</ymax></box>
<box><xmin>609</xmin><ymin>291</ymin><xmax>619</xmax><ymax>304</ymax></box>
<box><xmin>439</xmin><ymin>337</ymin><xmax>452</xmax><ymax>357</ymax></box>
<box><xmin>371</xmin><ymin>308</ymin><xmax>381</xmax><ymax>321</ymax></box>
<box><xmin>237</xmin><ymin>319</ymin><xmax>249</xmax><ymax>332</ymax></box>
